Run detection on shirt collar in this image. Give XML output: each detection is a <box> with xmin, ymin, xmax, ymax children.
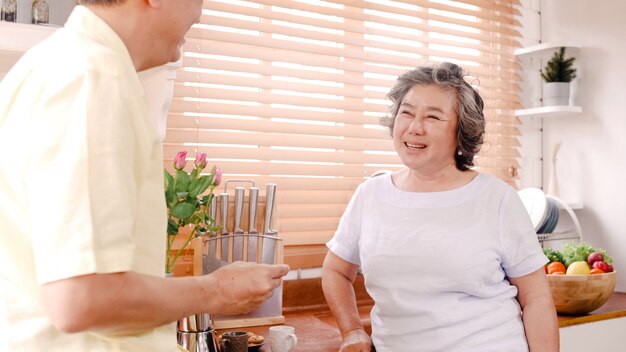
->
<box><xmin>65</xmin><ymin>5</ymin><xmax>136</xmax><ymax>72</ymax></box>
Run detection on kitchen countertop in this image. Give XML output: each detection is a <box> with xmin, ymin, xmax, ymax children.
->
<box><xmin>558</xmin><ymin>292</ymin><xmax>626</xmax><ymax>327</ymax></box>
<box><xmin>220</xmin><ymin>292</ymin><xmax>626</xmax><ymax>351</ymax></box>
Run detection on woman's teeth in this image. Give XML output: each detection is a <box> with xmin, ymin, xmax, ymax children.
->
<box><xmin>405</xmin><ymin>142</ymin><xmax>426</xmax><ymax>149</ymax></box>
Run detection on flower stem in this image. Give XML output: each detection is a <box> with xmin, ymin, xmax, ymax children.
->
<box><xmin>165</xmin><ymin>234</ymin><xmax>177</xmax><ymax>274</ymax></box>
<box><xmin>167</xmin><ymin>226</ymin><xmax>198</xmax><ymax>274</ymax></box>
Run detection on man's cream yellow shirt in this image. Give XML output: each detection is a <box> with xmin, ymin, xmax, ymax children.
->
<box><xmin>0</xmin><ymin>6</ymin><xmax>175</xmax><ymax>351</ymax></box>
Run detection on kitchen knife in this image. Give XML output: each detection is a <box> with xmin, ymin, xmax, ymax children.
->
<box><xmin>260</xmin><ymin>183</ymin><xmax>278</xmax><ymax>264</ymax></box>
<box><xmin>219</xmin><ymin>192</ymin><xmax>230</xmax><ymax>262</ymax></box>
<box><xmin>232</xmin><ymin>187</ymin><xmax>245</xmax><ymax>262</ymax></box>
<box><xmin>246</xmin><ymin>187</ymin><xmax>260</xmax><ymax>262</ymax></box>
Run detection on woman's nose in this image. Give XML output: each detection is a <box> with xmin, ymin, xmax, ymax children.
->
<box><xmin>407</xmin><ymin>116</ymin><xmax>425</xmax><ymax>135</ymax></box>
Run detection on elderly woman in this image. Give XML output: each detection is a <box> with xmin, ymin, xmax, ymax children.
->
<box><xmin>321</xmin><ymin>62</ymin><xmax>559</xmax><ymax>352</ymax></box>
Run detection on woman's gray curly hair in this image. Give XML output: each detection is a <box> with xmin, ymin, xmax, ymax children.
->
<box><xmin>380</xmin><ymin>62</ymin><xmax>485</xmax><ymax>171</ymax></box>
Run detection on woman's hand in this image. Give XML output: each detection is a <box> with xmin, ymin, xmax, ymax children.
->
<box><xmin>339</xmin><ymin>330</ymin><xmax>372</xmax><ymax>352</ymax></box>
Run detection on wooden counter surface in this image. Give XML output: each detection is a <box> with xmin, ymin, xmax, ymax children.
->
<box><xmin>558</xmin><ymin>292</ymin><xmax>626</xmax><ymax>327</ymax></box>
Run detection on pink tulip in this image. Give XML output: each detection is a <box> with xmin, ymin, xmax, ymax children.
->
<box><xmin>174</xmin><ymin>151</ymin><xmax>187</xmax><ymax>170</ymax></box>
<box><xmin>194</xmin><ymin>152</ymin><xmax>207</xmax><ymax>170</ymax></box>
<box><xmin>213</xmin><ymin>168</ymin><xmax>223</xmax><ymax>186</ymax></box>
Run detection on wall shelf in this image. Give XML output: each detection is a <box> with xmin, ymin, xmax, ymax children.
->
<box><xmin>515</xmin><ymin>42</ymin><xmax>581</xmax><ymax>59</ymax></box>
<box><xmin>515</xmin><ymin>105</ymin><xmax>583</xmax><ymax>118</ymax></box>
<box><xmin>0</xmin><ymin>21</ymin><xmax>58</xmax><ymax>75</ymax></box>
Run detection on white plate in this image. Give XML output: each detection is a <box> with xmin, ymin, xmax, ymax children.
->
<box><xmin>518</xmin><ymin>188</ymin><xmax>548</xmax><ymax>231</ymax></box>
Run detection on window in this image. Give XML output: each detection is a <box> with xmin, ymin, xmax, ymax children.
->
<box><xmin>166</xmin><ymin>0</ymin><xmax>522</xmax><ymax>268</ymax></box>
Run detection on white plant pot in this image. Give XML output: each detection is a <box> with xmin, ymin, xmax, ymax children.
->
<box><xmin>543</xmin><ymin>82</ymin><xmax>571</xmax><ymax>106</ymax></box>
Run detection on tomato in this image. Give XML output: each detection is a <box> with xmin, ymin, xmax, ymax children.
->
<box><xmin>551</xmin><ymin>271</ymin><xmax>565</xmax><ymax>275</ymax></box>
<box><xmin>547</xmin><ymin>262</ymin><xmax>566</xmax><ymax>274</ymax></box>
<box><xmin>590</xmin><ymin>268</ymin><xmax>604</xmax><ymax>274</ymax></box>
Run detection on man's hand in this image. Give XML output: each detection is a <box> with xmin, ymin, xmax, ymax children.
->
<box><xmin>339</xmin><ymin>330</ymin><xmax>372</xmax><ymax>352</ymax></box>
<box><xmin>204</xmin><ymin>262</ymin><xmax>290</xmax><ymax>315</ymax></box>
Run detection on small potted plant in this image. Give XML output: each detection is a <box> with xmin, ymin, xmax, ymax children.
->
<box><xmin>541</xmin><ymin>47</ymin><xmax>577</xmax><ymax>106</ymax></box>
<box><xmin>164</xmin><ymin>151</ymin><xmax>222</xmax><ymax>275</ymax></box>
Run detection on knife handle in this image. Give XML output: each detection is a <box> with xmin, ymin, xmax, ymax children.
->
<box><xmin>209</xmin><ymin>196</ymin><xmax>217</xmax><ymax>229</ymax></box>
<box><xmin>234</xmin><ymin>187</ymin><xmax>245</xmax><ymax>233</ymax></box>
<box><xmin>219</xmin><ymin>193</ymin><xmax>229</xmax><ymax>236</ymax></box>
<box><xmin>263</xmin><ymin>183</ymin><xmax>277</xmax><ymax>235</ymax></box>
<box><xmin>248</xmin><ymin>187</ymin><xmax>259</xmax><ymax>234</ymax></box>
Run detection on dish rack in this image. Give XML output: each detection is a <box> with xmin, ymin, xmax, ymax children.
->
<box><xmin>537</xmin><ymin>195</ymin><xmax>582</xmax><ymax>244</ymax></box>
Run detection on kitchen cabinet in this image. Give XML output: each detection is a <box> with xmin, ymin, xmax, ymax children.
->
<box><xmin>561</xmin><ymin>316</ymin><xmax>626</xmax><ymax>351</ymax></box>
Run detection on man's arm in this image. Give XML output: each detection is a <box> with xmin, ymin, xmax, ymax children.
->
<box><xmin>509</xmin><ymin>268</ymin><xmax>559</xmax><ymax>352</ymax></box>
<box><xmin>42</xmin><ymin>261</ymin><xmax>289</xmax><ymax>334</ymax></box>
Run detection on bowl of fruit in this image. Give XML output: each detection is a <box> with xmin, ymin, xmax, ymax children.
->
<box><xmin>544</xmin><ymin>242</ymin><xmax>617</xmax><ymax>315</ymax></box>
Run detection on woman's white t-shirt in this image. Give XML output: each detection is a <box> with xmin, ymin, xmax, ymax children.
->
<box><xmin>326</xmin><ymin>173</ymin><xmax>548</xmax><ymax>352</ymax></box>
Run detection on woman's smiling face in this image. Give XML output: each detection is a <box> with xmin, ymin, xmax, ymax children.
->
<box><xmin>392</xmin><ymin>84</ymin><xmax>459</xmax><ymax>175</ymax></box>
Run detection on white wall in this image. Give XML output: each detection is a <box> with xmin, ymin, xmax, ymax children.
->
<box><xmin>523</xmin><ymin>0</ymin><xmax>626</xmax><ymax>291</ymax></box>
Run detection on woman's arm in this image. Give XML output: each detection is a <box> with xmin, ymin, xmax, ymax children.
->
<box><xmin>321</xmin><ymin>251</ymin><xmax>371</xmax><ymax>352</ymax></box>
<box><xmin>509</xmin><ymin>268</ymin><xmax>559</xmax><ymax>352</ymax></box>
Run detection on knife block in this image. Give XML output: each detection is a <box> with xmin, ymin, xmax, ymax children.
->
<box><xmin>202</xmin><ymin>233</ymin><xmax>285</xmax><ymax>329</ymax></box>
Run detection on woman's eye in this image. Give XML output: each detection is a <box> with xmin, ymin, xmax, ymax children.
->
<box><xmin>428</xmin><ymin>115</ymin><xmax>441</xmax><ymax>120</ymax></box>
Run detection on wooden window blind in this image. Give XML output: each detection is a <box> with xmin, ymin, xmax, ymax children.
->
<box><xmin>166</xmin><ymin>0</ymin><xmax>522</xmax><ymax>256</ymax></box>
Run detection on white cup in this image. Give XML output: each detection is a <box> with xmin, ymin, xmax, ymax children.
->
<box><xmin>269</xmin><ymin>325</ymin><xmax>298</xmax><ymax>352</ymax></box>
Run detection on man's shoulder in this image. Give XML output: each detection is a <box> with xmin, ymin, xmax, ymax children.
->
<box><xmin>26</xmin><ymin>29</ymin><xmax>129</xmax><ymax>79</ymax></box>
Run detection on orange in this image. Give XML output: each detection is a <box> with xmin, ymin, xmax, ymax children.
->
<box><xmin>590</xmin><ymin>268</ymin><xmax>605</xmax><ymax>275</ymax></box>
<box><xmin>547</xmin><ymin>262</ymin><xmax>566</xmax><ymax>274</ymax></box>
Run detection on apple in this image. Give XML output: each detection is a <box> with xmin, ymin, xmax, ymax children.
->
<box><xmin>606</xmin><ymin>263</ymin><xmax>614</xmax><ymax>273</ymax></box>
<box><xmin>587</xmin><ymin>252</ymin><xmax>604</xmax><ymax>266</ymax></box>
<box><xmin>566</xmin><ymin>261</ymin><xmax>590</xmax><ymax>275</ymax></box>
<box><xmin>592</xmin><ymin>261</ymin><xmax>611</xmax><ymax>273</ymax></box>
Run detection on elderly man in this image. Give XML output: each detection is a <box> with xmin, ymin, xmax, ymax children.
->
<box><xmin>0</xmin><ymin>1</ymin><xmax>289</xmax><ymax>350</ymax></box>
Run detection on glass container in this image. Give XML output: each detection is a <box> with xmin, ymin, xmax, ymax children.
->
<box><xmin>1</xmin><ymin>0</ymin><xmax>17</xmax><ymax>22</ymax></box>
<box><xmin>31</xmin><ymin>0</ymin><xmax>49</xmax><ymax>25</ymax></box>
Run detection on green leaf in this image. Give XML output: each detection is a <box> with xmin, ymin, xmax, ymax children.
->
<box><xmin>200</xmin><ymin>193</ymin><xmax>214</xmax><ymax>206</ymax></box>
<box><xmin>171</xmin><ymin>202</ymin><xmax>195</xmax><ymax>221</ymax></box>
<box><xmin>191</xmin><ymin>168</ymin><xmax>199</xmax><ymax>180</ymax></box>
<box><xmin>164</xmin><ymin>170</ymin><xmax>175</xmax><ymax>204</ymax></box>
<box><xmin>187</xmin><ymin>213</ymin><xmax>201</xmax><ymax>226</ymax></box>
<box><xmin>167</xmin><ymin>218</ymin><xmax>179</xmax><ymax>236</ymax></box>
<box><xmin>188</xmin><ymin>175</ymin><xmax>212</xmax><ymax>198</ymax></box>
<box><xmin>174</xmin><ymin>169</ymin><xmax>191</xmax><ymax>194</ymax></box>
